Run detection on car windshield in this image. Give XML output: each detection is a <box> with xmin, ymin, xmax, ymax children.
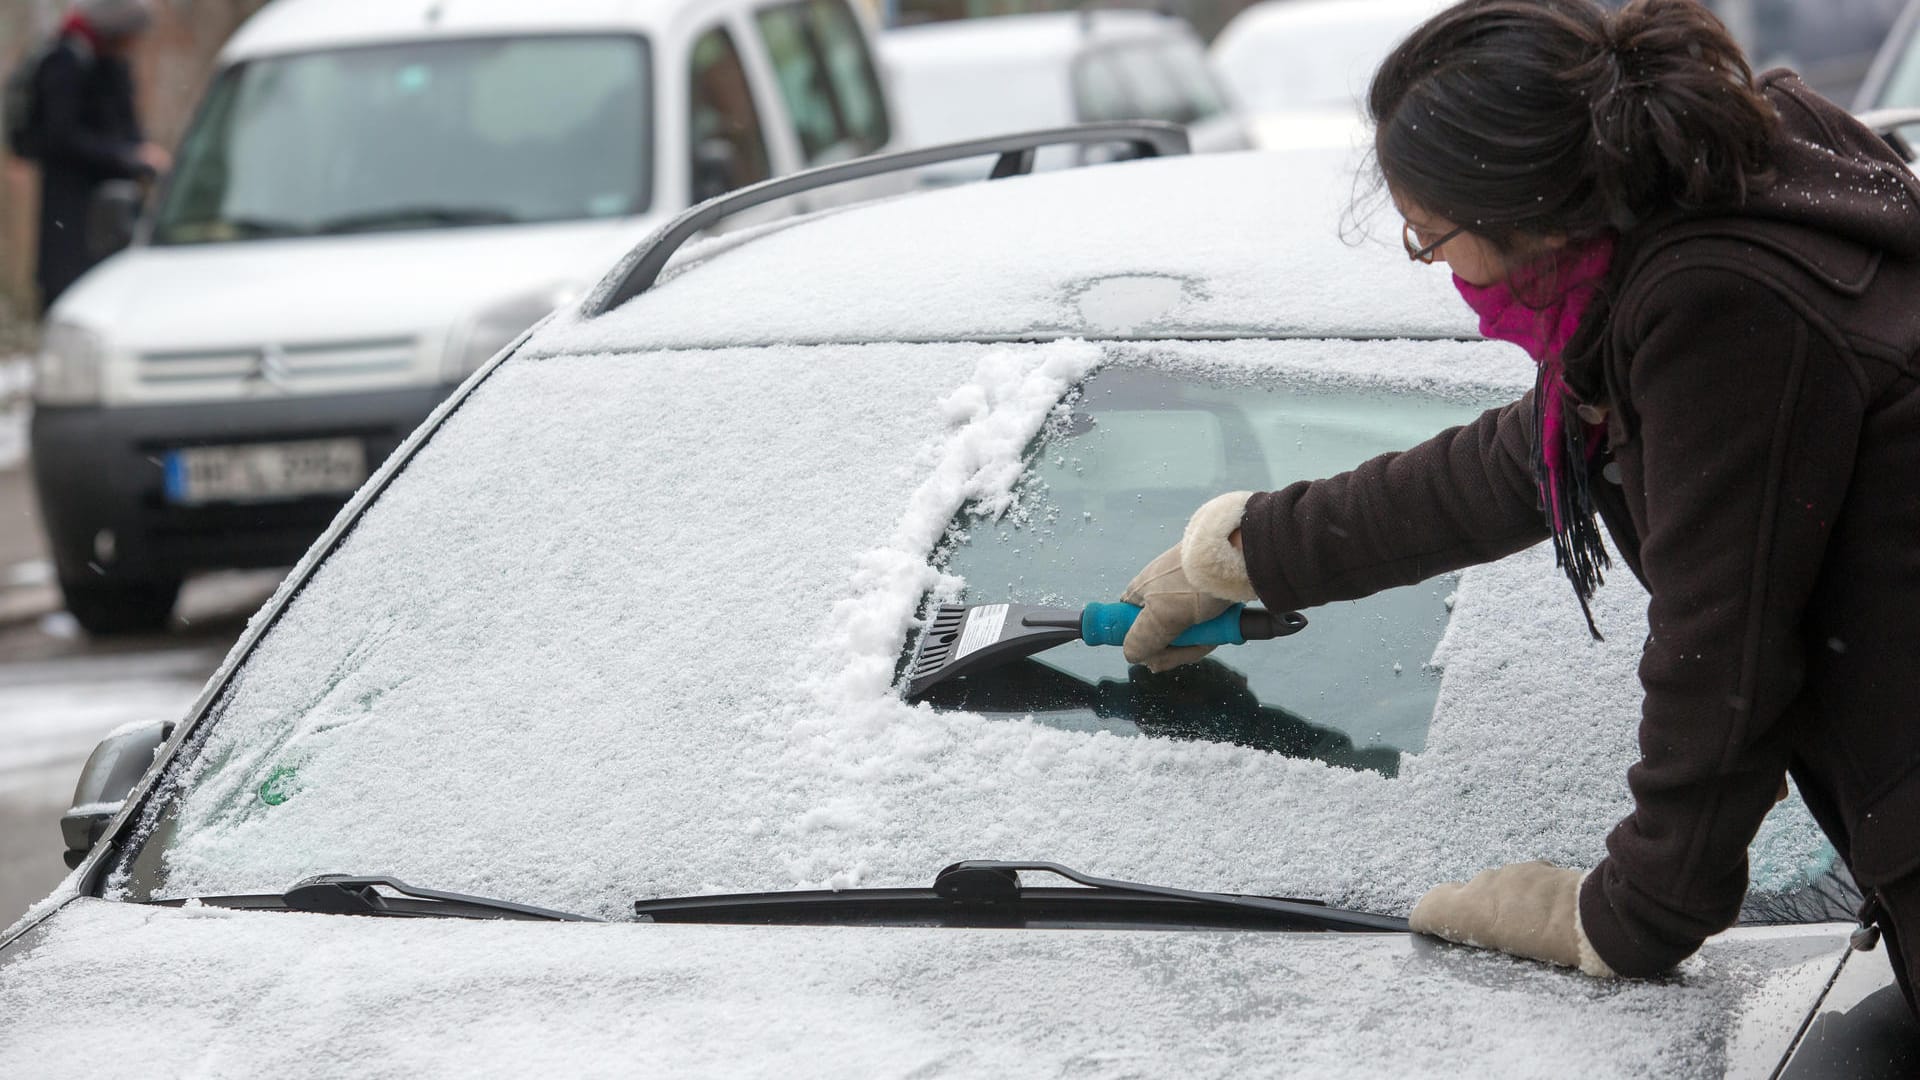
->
<box><xmin>106</xmin><ymin>339</ymin><xmax>1842</xmax><ymax>924</ymax></box>
<box><xmin>151</xmin><ymin>36</ymin><xmax>651</xmax><ymax>245</ymax></box>
<box><xmin>918</xmin><ymin>367</ymin><xmax>1476</xmax><ymax>778</ymax></box>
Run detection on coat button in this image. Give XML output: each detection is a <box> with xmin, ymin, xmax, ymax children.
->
<box><xmin>1602</xmin><ymin>461</ymin><xmax>1624</xmax><ymax>485</ymax></box>
<box><xmin>1576</xmin><ymin>402</ymin><xmax>1610</xmax><ymax>425</ymax></box>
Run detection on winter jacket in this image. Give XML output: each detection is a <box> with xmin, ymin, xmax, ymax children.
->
<box><xmin>1236</xmin><ymin>71</ymin><xmax>1920</xmax><ymax>987</ymax></box>
<box><xmin>32</xmin><ymin>31</ymin><xmax>147</xmax><ymax>312</ymax></box>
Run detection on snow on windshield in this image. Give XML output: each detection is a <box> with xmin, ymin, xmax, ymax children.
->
<box><xmin>527</xmin><ymin>150</ymin><xmax>1479</xmax><ymax>355</ymax></box>
<box><xmin>118</xmin><ymin>337</ymin><xmax>1831</xmax><ymax>920</ymax></box>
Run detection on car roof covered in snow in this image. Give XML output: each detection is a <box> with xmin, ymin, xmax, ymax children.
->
<box><xmin>221</xmin><ymin>0</ymin><xmax>681</xmax><ymax>62</ymax></box>
<box><xmin>527</xmin><ymin>148</ymin><xmax>1480</xmax><ymax>357</ymax></box>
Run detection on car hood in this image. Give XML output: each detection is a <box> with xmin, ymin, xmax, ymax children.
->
<box><xmin>52</xmin><ymin>218</ymin><xmax>657</xmax><ymax>356</ymax></box>
<box><xmin>0</xmin><ymin>900</ymin><xmax>1846</xmax><ymax>1077</ymax></box>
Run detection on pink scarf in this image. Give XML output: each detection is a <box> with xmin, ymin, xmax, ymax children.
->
<box><xmin>1452</xmin><ymin>236</ymin><xmax>1616</xmax><ymax>636</ymax></box>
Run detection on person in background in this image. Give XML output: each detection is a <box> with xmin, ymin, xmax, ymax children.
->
<box><xmin>1121</xmin><ymin>0</ymin><xmax>1920</xmax><ymax>1017</ymax></box>
<box><xmin>32</xmin><ymin>0</ymin><xmax>169</xmax><ymax>315</ymax></box>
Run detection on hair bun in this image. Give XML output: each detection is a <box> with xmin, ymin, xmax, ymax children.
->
<box><xmin>1578</xmin><ymin>0</ymin><xmax>1775</xmax><ymax>227</ymax></box>
<box><xmin>1368</xmin><ymin>0</ymin><xmax>1777</xmax><ymax>248</ymax></box>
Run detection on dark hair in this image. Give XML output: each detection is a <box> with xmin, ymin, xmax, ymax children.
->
<box><xmin>1368</xmin><ymin>0</ymin><xmax>1778</xmax><ymax>249</ymax></box>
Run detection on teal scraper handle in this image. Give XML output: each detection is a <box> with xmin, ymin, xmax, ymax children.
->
<box><xmin>1079</xmin><ymin>602</ymin><xmax>1305</xmax><ymax>647</ymax></box>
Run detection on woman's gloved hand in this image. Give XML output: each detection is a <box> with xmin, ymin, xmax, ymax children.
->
<box><xmin>1121</xmin><ymin>492</ymin><xmax>1259</xmax><ymax>672</ymax></box>
<box><xmin>1409</xmin><ymin>861</ymin><xmax>1616</xmax><ymax>977</ymax></box>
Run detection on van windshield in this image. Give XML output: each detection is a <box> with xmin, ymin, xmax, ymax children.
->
<box><xmin>152</xmin><ymin>36</ymin><xmax>652</xmax><ymax>245</ymax></box>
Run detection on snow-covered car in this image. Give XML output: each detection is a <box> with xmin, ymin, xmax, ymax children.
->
<box><xmin>6</xmin><ymin>125</ymin><xmax>1917</xmax><ymax>1076</ymax></box>
<box><xmin>1210</xmin><ymin>0</ymin><xmax>1449</xmax><ymax>151</ymax></box>
<box><xmin>881</xmin><ymin>11</ymin><xmax>1247</xmax><ymax>185</ymax></box>
<box><xmin>31</xmin><ymin>0</ymin><xmax>902</xmax><ymax>635</ymax></box>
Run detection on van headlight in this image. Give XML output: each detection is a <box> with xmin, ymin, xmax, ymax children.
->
<box><xmin>34</xmin><ymin>320</ymin><xmax>107</xmax><ymax>406</ymax></box>
<box><xmin>445</xmin><ymin>285</ymin><xmax>582</xmax><ymax>382</ymax></box>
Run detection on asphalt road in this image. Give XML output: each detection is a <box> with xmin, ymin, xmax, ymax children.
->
<box><xmin>0</xmin><ymin>458</ymin><xmax>278</xmax><ymax>930</ymax></box>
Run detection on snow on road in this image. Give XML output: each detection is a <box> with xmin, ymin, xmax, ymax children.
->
<box><xmin>0</xmin><ymin>650</ymin><xmax>206</xmax><ymax>796</ymax></box>
<box><xmin>0</xmin><ymin>648</ymin><xmax>214</xmax><ymax>929</ymax></box>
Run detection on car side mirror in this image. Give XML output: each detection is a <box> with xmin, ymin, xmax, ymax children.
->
<box><xmin>60</xmin><ymin>720</ymin><xmax>172</xmax><ymax>869</ymax></box>
<box><xmin>85</xmin><ymin>179</ymin><xmax>144</xmax><ymax>260</ymax></box>
<box><xmin>692</xmin><ymin>137</ymin><xmax>740</xmax><ymax>205</ymax></box>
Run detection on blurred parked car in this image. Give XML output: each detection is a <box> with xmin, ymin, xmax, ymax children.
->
<box><xmin>31</xmin><ymin>0</ymin><xmax>901</xmax><ymax>634</ymax></box>
<box><xmin>881</xmin><ymin>11</ymin><xmax>1246</xmax><ymax>184</ymax></box>
<box><xmin>1723</xmin><ymin>0</ymin><xmax>1906</xmax><ymax>105</ymax></box>
<box><xmin>1210</xmin><ymin>0</ymin><xmax>1447</xmax><ymax>151</ymax></box>
<box><xmin>6</xmin><ymin>123</ymin><xmax>1914</xmax><ymax>1074</ymax></box>
<box><xmin>1856</xmin><ymin>0</ymin><xmax>1920</xmax><ymax>115</ymax></box>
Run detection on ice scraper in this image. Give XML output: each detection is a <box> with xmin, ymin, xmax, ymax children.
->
<box><xmin>905</xmin><ymin>602</ymin><xmax>1306</xmax><ymax>698</ymax></box>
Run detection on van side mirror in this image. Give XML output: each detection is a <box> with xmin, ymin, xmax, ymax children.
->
<box><xmin>60</xmin><ymin>720</ymin><xmax>172</xmax><ymax>869</ymax></box>
<box><xmin>692</xmin><ymin>137</ymin><xmax>740</xmax><ymax>205</ymax></box>
<box><xmin>85</xmin><ymin>179</ymin><xmax>145</xmax><ymax>260</ymax></box>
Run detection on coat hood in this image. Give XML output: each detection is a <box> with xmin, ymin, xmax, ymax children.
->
<box><xmin>1730</xmin><ymin>71</ymin><xmax>1920</xmax><ymax>266</ymax></box>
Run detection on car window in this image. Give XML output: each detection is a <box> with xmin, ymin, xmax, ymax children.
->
<box><xmin>755</xmin><ymin>0</ymin><xmax>889</xmax><ymax>163</ymax></box>
<box><xmin>1155</xmin><ymin>37</ymin><xmax>1228</xmax><ymax>123</ymax></box>
<box><xmin>1071</xmin><ymin>52</ymin><xmax>1133</xmax><ymax>123</ymax></box>
<box><xmin>154</xmin><ymin>36</ymin><xmax>651</xmax><ymax>244</ymax></box>
<box><xmin>917</xmin><ymin>366</ymin><xmax>1472</xmax><ymax>776</ymax></box>
<box><xmin>1104</xmin><ymin>42</ymin><xmax>1191</xmax><ymax>124</ymax></box>
<box><xmin>690</xmin><ymin>25</ymin><xmax>772</xmax><ymax>201</ymax></box>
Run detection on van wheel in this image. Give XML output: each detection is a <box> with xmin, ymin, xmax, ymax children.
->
<box><xmin>59</xmin><ymin>577</ymin><xmax>181</xmax><ymax>636</ymax></box>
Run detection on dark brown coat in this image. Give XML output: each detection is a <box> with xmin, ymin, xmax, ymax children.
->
<box><xmin>1239</xmin><ymin>72</ymin><xmax>1920</xmax><ymax>990</ymax></box>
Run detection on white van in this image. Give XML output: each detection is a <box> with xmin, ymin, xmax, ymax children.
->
<box><xmin>30</xmin><ymin>0</ymin><xmax>899</xmax><ymax>633</ymax></box>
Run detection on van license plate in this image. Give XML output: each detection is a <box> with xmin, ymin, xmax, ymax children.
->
<box><xmin>163</xmin><ymin>439</ymin><xmax>366</xmax><ymax>505</ymax></box>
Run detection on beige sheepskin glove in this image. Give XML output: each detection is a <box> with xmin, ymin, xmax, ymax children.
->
<box><xmin>1409</xmin><ymin>861</ymin><xmax>1616</xmax><ymax>977</ymax></box>
<box><xmin>1120</xmin><ymin>492</ymin><xmax>1258</xmax><ymax>672</ymax></box>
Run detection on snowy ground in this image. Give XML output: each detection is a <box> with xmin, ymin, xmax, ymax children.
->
<box><xmin>0</xmin><ymin>646</ymin><xmax>215</xmax><ymax>930</ymax></box>
<box><xmin>0</xmin><ymin>355</ymin><xmax>27</xmax><ymax>471</ymax></box>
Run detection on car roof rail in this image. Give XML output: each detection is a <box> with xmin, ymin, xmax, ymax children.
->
<box><xmin>1855</xmin><ymin>106</ymin><xmax>1920</xmax><ymax>158</ymax></box>
<box><xmin>584</xmin><ymin>121</ymin><xmax>1191</xmax><ymax>316</ymax></box>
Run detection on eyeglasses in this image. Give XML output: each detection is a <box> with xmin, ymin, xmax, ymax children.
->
<box><xmin>1403</xmin><ymin>221</ymin><xmax>1465</xmax><ymax>264</ymax></box>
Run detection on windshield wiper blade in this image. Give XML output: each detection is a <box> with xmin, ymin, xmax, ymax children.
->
<box><xmin>634</xmin><ymin>860</ymin><xmax>1408</xmax><ymax>932</ymax></box>
<box><xmin>158</xmin><ymin>874</ymin><xmax>600</xmax><ymax>922</ymax></box>
<box><xmin>314</xmin><ymin>205</ymin><xmax>520</xmax><ymax>234</ymax></box>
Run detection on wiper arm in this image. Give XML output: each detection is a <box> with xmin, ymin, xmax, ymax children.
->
<box><xmin>315</xmin><ymin>205</ymin><xmax>520</xmax><ymax>234</ymax></box>
<box><xmin>635</xmin><ymin>860</ymin><xmax>1408</xmax><ymax>932</ymax></box>
<box><xmin>157</xmin><ymin>874</ymin><xmax>600</xmax><ymax>922</ymax></box>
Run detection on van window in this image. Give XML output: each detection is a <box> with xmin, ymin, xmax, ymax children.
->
<box><xmin>755</xmin><ymin>0</ymin><xmax>890</xmax><ymax>162</ymax></box>
<box><xmin>690</xmin><ymin>26</ymin><xmax>772</xmax><ymax>201</ymax></box>
<box><xmin>153</xmin><ymin>36</ymin><xmax>651</xmax><ymax>244</ymax></box>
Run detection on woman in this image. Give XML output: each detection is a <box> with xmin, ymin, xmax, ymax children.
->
<box><xmin>1121</xmin><ymin>0</ymin><xmax>1920</xmax><ymax>1011</ymax></box>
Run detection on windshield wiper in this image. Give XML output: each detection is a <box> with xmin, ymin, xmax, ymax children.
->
<box><xmin>155</xmin><ymin>874</ymin><xmax>599</xmax><ymax>922</ymax></box>
<box><xmin>314</xmin><ymin>205</ymin><xmax>521</xmax><ymax>234</ymax></box>
<box><xmin>634</xmin><ymin>860</ymin><xmax>1409</xmax><ymax>932</ymax></box>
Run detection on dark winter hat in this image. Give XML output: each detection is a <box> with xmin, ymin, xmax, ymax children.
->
<box><xmin>75</xmin><ymin>0</ymin><xmax>154</xmax><ymax>37</ymax></box>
